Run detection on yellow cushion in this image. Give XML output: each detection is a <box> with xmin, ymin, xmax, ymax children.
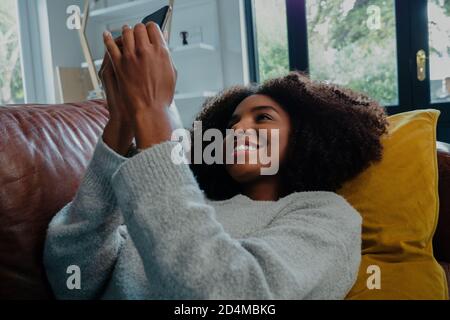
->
<box><xmin>338</xmin><ymin>109</ymin><xmax>448</xmax><ymax>299</ymax></box>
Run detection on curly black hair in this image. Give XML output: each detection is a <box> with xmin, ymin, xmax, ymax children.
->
<box><xmin>189</xmin><ymin>71</ymin><xmax>388</xmax><ymax>200</ymax></box>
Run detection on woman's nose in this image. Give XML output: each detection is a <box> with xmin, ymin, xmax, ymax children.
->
<box><xmin>233</xmin><ymin>119</ymin><xmax>254</xmax><ymax>132</ymax></box>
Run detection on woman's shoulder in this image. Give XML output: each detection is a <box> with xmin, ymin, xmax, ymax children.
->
<box><xmin>281</xmin><ymin>190</ymin><xmax>352</xmax><ymax>207</ymax></box>
<box><xmin>278</xmin><ymin>191</ymin><xmax>362</xmax><ymax>227</ymax></box>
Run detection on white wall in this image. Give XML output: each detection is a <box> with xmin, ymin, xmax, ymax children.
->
<box><xmin>217</xmin><ymin>0</ymin><xmax>249</xmax><ymax>87</ymax></box>
<box><xmin>19</xmin><ymin>0</ymin><xmax>250</xmax><ymax>106</ymax></box>
<box><xmin>45</xmin><ymin>0</ymin><xmax>85</xmax><ymax>103</ymax></box>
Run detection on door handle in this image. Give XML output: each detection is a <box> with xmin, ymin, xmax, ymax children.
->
<box><xmin>416</xmin><ymin>50</ymin><xmax>427</xmax><ymax>81</ymax></box>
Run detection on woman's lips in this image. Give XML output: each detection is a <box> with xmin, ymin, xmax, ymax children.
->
<box><xmin>224</xmin><ymin>133</ymin><xmax>269</xmax><ymax>160</ymax></box>
<box><xmin>232</xmin><ymin>141</ymin><xmax>267</xmax><ymax>158</ymax></box>
<box><xmin>233</xmin><ymin>144</ymin><xmax>257</xmax><ymax>157</ymax></box>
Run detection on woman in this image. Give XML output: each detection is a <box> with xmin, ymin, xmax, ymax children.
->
<box><xmin>44</xmin><ymin>23</ymin><xmax>387</xmax><ymax>299</ymax></box>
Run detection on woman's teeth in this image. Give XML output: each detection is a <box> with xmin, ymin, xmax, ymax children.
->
<box><xmin>235</xmin><ymin>144</ymin><xmax>257</xmax><ymax>151</ymax></box>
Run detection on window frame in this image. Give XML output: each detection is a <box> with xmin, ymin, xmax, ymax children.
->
<box><xmin>16</xmin><ymin>0</ymin><xmax>56</xmax><ymax>104</ymax></box>
<box><xmin>245</xmin><ymin>0</ymin><xmax>450</xmax><ymax>138</ymax></box>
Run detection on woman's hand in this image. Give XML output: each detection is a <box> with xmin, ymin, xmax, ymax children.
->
<box><xmin>103</xmin><ymin>23</ymin><xmax>176</xmax><ymax>150</ymax></box>
<box><xmin>99</xmin><ymin>48</ymin><xmax>135</xmax><ymax>156</ymax></box>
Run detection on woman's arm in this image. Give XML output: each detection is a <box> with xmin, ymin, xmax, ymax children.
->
<box><xmin>43</xmin><ymin>50</ymin><xmax>134</xmax><ymax>299</ymax></box>
<box><xmin>43</xmin><ymin>136</ymin><xmax>128</xmax><ymax>299</ymax></box>
<box><xmin>110</xmin><ymin>141</ymin><xmax>361</xmax><ymax>299</ymax></box>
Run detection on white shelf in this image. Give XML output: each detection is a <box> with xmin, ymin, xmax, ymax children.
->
<box><xmin>89</xmin><ymin>0</ymin><xmax>158</xmax><ymax>23</ymax></box>
<box><xmin>175</xmin><ymin>91</ymin><xmax>217</xmax><ymax>127</ymax></box>
<box><xmin>88</xmin><ymin>0</ymin><xmax>208</xmax><ymax>24</ymax></box>
<box><xmin>175</xmin><ymin>91</ymin><xmax>216</xmax><ymax>100</ymax></box>
<box><xmin>82</xmin><ymin>43</ymin><xmax>215</xmax><ymax>69</ymax></box>
<box><xmin>170</xmin><ymin>43</ymin><xmax>216</xmax><ymax>54</ymax></box>
<box><xmin>81</xmin><ymin>59</ymin><xmax>103</xmax><ymax>69</ymax></box>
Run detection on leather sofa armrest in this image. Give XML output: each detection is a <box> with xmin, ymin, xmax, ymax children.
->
<box><xmin>434</xmin><ymin>141</ymin><xmax>450</xmax><ymax>262</ymax></box>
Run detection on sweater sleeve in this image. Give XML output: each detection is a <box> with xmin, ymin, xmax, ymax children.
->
<box><xmin>44</xmin><ymin>136</ymin><xmax>128</xmax><ymax>299</ymax></box>
<box><xmin>111</xmin><ymin>141</ymin><xmax>362</xmax><ymax>299</ymax></box>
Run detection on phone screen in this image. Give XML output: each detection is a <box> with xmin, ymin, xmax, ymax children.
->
<box><xmin>141</xmin><ymin>6</ymin><xmax>171</xmax><ymax>31</ymax></box>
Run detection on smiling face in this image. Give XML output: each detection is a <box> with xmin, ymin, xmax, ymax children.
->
<box><xmin>224</xmin><ymin>94</ymin><xmax>292</xmax><ymax>184</ymax></box>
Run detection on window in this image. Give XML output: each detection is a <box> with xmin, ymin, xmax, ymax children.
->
<box><xmin>247</xmin><ymin>0</ymin><xmax>450</xmax><ymax>142</ymax></box>
<box><xmin>252</xmin><ymin>0</ymin><xmax>290</xmax><ymax>82</ymax></box>
<box><xmin>0</xmin><ymin>0</ymin><xmax>24</xmax><ymax>104</ymax></box>
<box><xmin>428</xmin><ymin>0</ymin><xmax>450</xmax><ymax>103</ymax></box>
<box><xmin>305</xmin><ymin>0</ymin><xmax>399</xmax><ymax>106</ymax></box>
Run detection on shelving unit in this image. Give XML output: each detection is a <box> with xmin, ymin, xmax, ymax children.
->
<box><xmin>88</xmin><ymin>0</ymin><xmax>164</xmax><ymax>23</ymax></box>
<box><xmin>174</xmin><ymin>90</ymin><xmax>216</xmax><ymax>100</ymax></box>
<box><xmin>174</xmin><ymin>91</ymin><xmax>217</xmax><ymax>127</ymax></box>
<box><xmin>170</xmin><ymin>43</ymin><xmax>215</xmax><ymax>54</ymax></box>
<box><xmin>81</xmin><ymin>59</ymin><xmax>103</xmax><ymax>69</ymax></box>
<box><xmin>78</xmin><ymin>0</ymin><xmax>245</xmax><ymax>127</ymax></box>
<box><xmin>80</xmin><ymin>42</ymin><xmax>216</xmax><ymax>69</ymax></box>
<box><xmin>87</xmin><ymin>0</ymin><xmax>206</xmax><ymax>23</ymax></box>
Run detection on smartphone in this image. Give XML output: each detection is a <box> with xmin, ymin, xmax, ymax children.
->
<box><xmin>113</xmin><ymin>5</ymin><xmax>172</xmax><ymax>48</ymax></box>
<box><xmin>141</xmin><ymin>5</ymin><xmax>172</xmax><ymax>32</ymax></box>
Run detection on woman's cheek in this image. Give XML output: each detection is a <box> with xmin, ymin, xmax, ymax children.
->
<box><xmin>276</xmin><ymin>129</ymin><xmax>290</xmax><ymax>164</ymax></box>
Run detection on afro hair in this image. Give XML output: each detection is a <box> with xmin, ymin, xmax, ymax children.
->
<box><xmin>189</xmin><ymin>71</ymin><xmax>388</xmax><ymax>200</ymax></box>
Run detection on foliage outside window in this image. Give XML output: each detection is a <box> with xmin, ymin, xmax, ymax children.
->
<box><xmin>428</xmin><ymin>0</ymin><xmax>450</xmax><ymax>103</ymax></box>
<box><xmin>306</xmin><ymin>0</ymin><xmax>399</xmax><ymax>106</ymax></box>
<box><xmin>253</xmin><ymin>0</ymin><xmax>290</xmax><ymax>82</ymax></box>
<box><xmin>0</xmin><ymin>0</ymin><xmax>24</xmax><ymax>105</ymax></box>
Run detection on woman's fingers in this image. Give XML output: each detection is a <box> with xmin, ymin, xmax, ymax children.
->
<box><xmin>134</xmin><ymin>23</ymin><xmax>150</xmax><ymax>52</ymax></box>
<box><xmin>98</xmin><ymin>53</ymin><xmax>107</xmax><ymax>80</ymax></box>
<box><xmin>103</xmin><ymin>31</ymin><xmax>121</xmax><ymax>64</ymax></box>
<box><xmin>115</xmin><ymin>35</ymin><xmax>124</xmax><ymax>51</ymax></box>
<box><xmin>101</xmin><ymin>35</ymin><xmax>122</xmax><ymax>79</ymax></box>
<box><xmin>106</xmin><ymin>23</ymin><xmax>166</xmax><ymax>61</ymax></box>
<box><xmin>103</xmin><ymin>56</ymin><xmax>114</xmax><ymax>79</ymax></box>
<box><xmin>101</xmin><ymin>55</ymin><xmax>118</xmax><ymax>92</ymax></box>
<box><xmin>122</xmin><ymin>25</ymin><xmax>135</xmax><ymax>55</ymax></box>
<box><xmin>146</xmin><ymin>22</ymin><xmax>166</xmax><ymax>47</ymax></box>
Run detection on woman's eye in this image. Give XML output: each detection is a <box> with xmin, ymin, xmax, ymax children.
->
<box><xmin>256</xmin><ymin>113</ymin><xmax>273</xmax><ymax>121</ymax></box>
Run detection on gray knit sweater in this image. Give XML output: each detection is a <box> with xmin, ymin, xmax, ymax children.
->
<box><xmin>43</xmin><ymin>136</ymin><xmax>362</xmax><ymax>300</ymax></box>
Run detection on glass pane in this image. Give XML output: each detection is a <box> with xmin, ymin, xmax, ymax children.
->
<box><xmin>306</xmin><ymin>0</ymin><xmax>399</xmax><ymax>106</ymax></box>
<box><xmin>0</xmin><ymin>0</ymin><xmax>24</xmax><ymax>105</ymax></box>
<box><xmin>428</xmin><ymin>0</ymin><xmax>450</xmax><ymax>103</ymax></box>
<box><xmin>253</xmin><ymin>0</ymin><xmax>290</xmax><ymax>82</ymax></box>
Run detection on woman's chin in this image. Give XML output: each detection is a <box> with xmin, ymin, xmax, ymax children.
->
<box><xmin>225</xmin><ymin>163</ymin><xmax>263</xmax><ymax>184</ymax></box>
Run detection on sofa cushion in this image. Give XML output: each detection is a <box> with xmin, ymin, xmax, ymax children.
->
<box><xmin>0</xmin><ymin>100</ymin><xmax>108</xmax><ymax>299</ymax></box>
<box><xmin>339</xmin><ymin>109</ymin><xmax>448</xmax><ymax>299</ymax></box>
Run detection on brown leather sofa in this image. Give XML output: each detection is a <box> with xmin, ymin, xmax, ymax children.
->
<box><xmin>0</xmin><ymin>100</ymin><xmax>449</xmax><ymax>299</ymax></box>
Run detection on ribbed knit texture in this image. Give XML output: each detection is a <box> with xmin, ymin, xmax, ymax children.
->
<box><xmin>44</xmin><ymin>136</ymin><xmax>362</xmax><ymax>300</ymax></box>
